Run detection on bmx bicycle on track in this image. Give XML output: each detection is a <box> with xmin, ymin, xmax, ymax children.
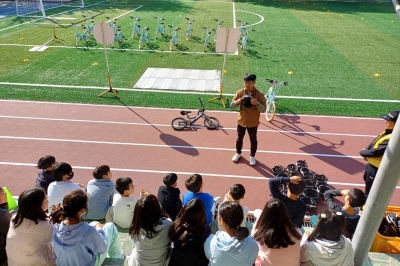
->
<box><xmin>265</xmin><ymin>78</ymin><xmax>288</xmax><ymax>122</ymax></box>
<box><xmin>171</xmin><ymin>98</ymin><xmax>220</xmax><ymax>130</ymax></box>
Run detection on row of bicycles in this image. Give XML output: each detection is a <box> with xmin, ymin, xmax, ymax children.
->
<box><xmin>72</xmin><ymin>15</ymin><xmax>256</xmax><ymax>52</ymax></box>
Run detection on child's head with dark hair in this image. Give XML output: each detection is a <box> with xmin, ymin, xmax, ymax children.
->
<box><xmin>307</xmin><ymin>209</ymin><xmax>347</xmax><ymax>242</ymax></box>
<box><xmin>170</xmin><ymin>198</ymin><xmax>207</xmax><ymax>245</ymax></box>
<box><xmin>218</xmin><ymin>201</ymin><xmax>249</xmax><ymax>241</ymax></box>
<box><xmin>185</xmin><ymin>174</ymin><xmax>203</xmax><ymax>193</ymax></box>
<box><xmin>253</xmin><ymin>198</ymin><xmax>301</xmax><ymax>248</ymax></box>
<box><xmin>52</xmin><ymin>162</ymin><xmax>73</xmax><ymax>181</ymax></box>
<box><xmin>243</xmin><ymin>73</ymin><xmax>256</xmax><ymax>81</ymax></box>
<box><xmin>37</xmin><ymin>155</ymin><xmax>56</xmax><ymax>170</ymax></box>
<box><xmin>50</xmin><ymin>189</ymin><xmax>88</xmax><ymax>224</ymax></box>
<box><xmin>92</xmin><ymin>165</ymin><xmax>111</xmax><ymax>180</ymax></box>
<box><xmin>230</xmin><ymin>184</ymin><xmax>245</xmax><ymax>201</ymax></box>
<box><xmin>115</xmin><ymin>177</ymin><xmax>134</xmax><ymax>196</ymax></box>
<box><xmin>12</xmin><ymin>187</ymin><xmax>48</xmax><ymax>228</ymax></box>
<box><xmin>129</xmin><ymin>194</ymin><xmax>168</xmax><ymax>239</ymax></box>
<box><xmin>287</xmin><ymin>177</ymin><xmax>306</xmax><ymax>196</ymax></box>
<box><xmin>163</xmin><ymin>173</ymin><xmax>178</xmax><ymax>187</ymax></box>
<box><xmin>348</xmin><ymin>188</ymin><xmax>366</xmax><ymax>208</ymax></box>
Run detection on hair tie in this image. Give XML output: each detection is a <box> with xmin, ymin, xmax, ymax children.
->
<box><xmin>336</xmin><ymin>212</ymin><xmax>342</xmax><ymax>216</ymax></box>
<box><xmin>320</xmin><ymin>213</ymin><xmax>327</xmax><ymax>219</ymax></box>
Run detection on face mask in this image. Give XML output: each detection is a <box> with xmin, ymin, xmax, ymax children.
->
<box><xmin>67</xmin><ymin>172</ymin><xmax>74</xmax><ymax>180</ymax></box>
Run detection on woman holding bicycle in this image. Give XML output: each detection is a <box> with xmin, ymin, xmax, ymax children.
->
<box><xmin>231</xmin><ymin>73</ymin><xmax>266</xmax><ymax>166</ymax></box>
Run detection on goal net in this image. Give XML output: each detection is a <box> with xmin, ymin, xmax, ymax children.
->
<box><xmin>16</xmin><ymin>0</ymin><xmax>84</xmax><ymax>18</ymax></box>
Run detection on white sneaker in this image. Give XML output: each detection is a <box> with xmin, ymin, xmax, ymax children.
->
<box><xmin>250</xmin><ymin>156</ymin><xmax>256</xmax><ymax>166</ymax></box>
<box><xmin>232</xmin><ymin>153</ymin><xmax>241</xmax><ymax>162</ymax></box>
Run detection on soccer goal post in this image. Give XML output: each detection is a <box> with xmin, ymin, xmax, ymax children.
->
<box><xmin>16</xmin><ymin>0</ymin><xmax>84</xmax><ymax>18</ymax></box>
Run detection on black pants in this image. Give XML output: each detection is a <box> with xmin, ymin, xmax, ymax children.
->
<box><xmin>236</xmin><ymin>125</ymin><xmax>258</xmax><ymax>157</ymax></box>
<box><xmin>363</xmin><ymin>163</ymin><xmax>378</xmax><ymax>196</ymax></box>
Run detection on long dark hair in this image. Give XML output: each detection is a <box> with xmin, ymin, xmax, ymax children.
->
<box><xmin>169</xmin><ymin>198</ymin><xmax>207</xmax><ymax>245</ymax></box>
<box><xmin>129</xmin><ymin>194</ymin><xmax>169</xmax><ymax>239</ymax></box>
<box><xmin>218</xmin><ymin>201</ymin><xmax>249</xmax><ymax>241</ymax></box>
<box><xmin>307</xmin><ymin>209</ymin><xmax>347</xmax><ymax>242</ymax></box>
<box><xmin>49</xmin><ymin>189</ymin><xmax>88</xmax><ymax>224</ymax></box>
<box><xmin>12</xmin><ymin>187</ymin><xmax>48</xmax><ymax>228</ymax></box>
<box><xmin>253</xmin><ymin>198</ymin><xmax>301</xmax><ymax>248</ymax></box>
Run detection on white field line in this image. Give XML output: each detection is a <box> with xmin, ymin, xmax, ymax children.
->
<box><xmin>0</xmin><ymin>99</ymin><xmax>384</xmax><ymax>120</ymax></box>
<box><xmin>0</xmin><ymin>43</ymin><xmax>228</xmax><ymax>55</ymax></box>
<box><xmin>0</xmin><ymin>115</ymin><xmax>377</xmax><ymax>138</ymax></box>
<box><xmin>30</xmin><ymin>22</ymin><xmax>72</xmax><ymax>26</ymax></box>
<box><xmin>236</xmin><ymin>10</ymin><xmax>264</xmax><ymax>27</ymax></box>
<box><xmin>0</xmin><ymin>0</ymin><xmax>108</xmax><ymax>33</ymax></box>
<box><xmin>0</xmin><ymin>135</ymin><xmax>362</xmax><ymax>159</ymax></box>
<box><xmin>233</xmin><ymin>2</ymin><xmax>238</xmax><ymax>55</ymax></box>
<box><xmin>105</xmin><ymin>5</ymin><xmax>142</xmax><ymax>23</ymax></box>
<box><xmin>0</xmin><ymin>81</ymin><xmax>399</xmax><ymax>103</ymax></box>
<box><xmin>1</xmin><ymin>161</ymin><xmax>399</xmax><ymax>189</ymax></box>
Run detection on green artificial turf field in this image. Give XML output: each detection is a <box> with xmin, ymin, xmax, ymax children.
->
<box><xmin>0</xmin><ymin>0</ymin><xmax>399</xmax><ymax>117</ymax></box>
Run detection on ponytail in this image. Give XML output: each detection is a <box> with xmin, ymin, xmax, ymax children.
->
<box><xmin>235</xmin><ymin>226</ymin><xmax>249</xmax><ymax>241</ymax></box>
<box><xmin>49</xmin><ymin>204</ymin><xmax>64</xmax><ymax>224</ymax></box>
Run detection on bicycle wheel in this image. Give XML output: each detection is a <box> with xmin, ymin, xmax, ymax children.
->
<box><xmin>204</xmin><ymin>117</ymin><xmax>220</xmax><ymax>129</ymax></box>
<box><xmin>171</xmin><ymin>117</ymin><xmax>187</xmax><ymax>130</ymax></box>
<box><xmin>265</xmin><ymin>101</ymin><xmax>276</xmax><ymax>122</ymax></box>
<box><xmin>84</xmin><ymin>31</ymin><xmax>90</xmax><ymax>42</ymax></box>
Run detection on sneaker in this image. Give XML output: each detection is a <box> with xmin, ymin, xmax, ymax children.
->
<box><xmin>250</xmin><ymin>156</ymin><xmax>256</xmax><ymax>166</ymax></box>
<box><xmin>214</xmin><ymin>196</ymin><xmax>222</xmax><ymax>206</ymax></box>
<box><xmin>232</xmin><ymin>153</ymin><xmax>241</xmax><ymax>162</ymax></box>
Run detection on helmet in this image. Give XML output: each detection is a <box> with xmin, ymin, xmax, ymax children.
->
<box><xmin>303</xmin><ymin>188</ymin><xmax>319</xmax><ymax>199</ymax></box>
<box><xmin>314</xmin><ymin>174</ymin><xmax>328</xmax><ymax>186</ymax></box>
<box><xmin>241</xmin><ymin>95</ymin><xmax>253</xmax><ymax>108</ymax></box>
<box><xmin>296</xmin><ymin>160</ymin><xmax>308</xmax><ymax>168</ymax></box>
<box><xmin>317</xmin><ymin>185</ymin><xmax>330</xmax><ymax>197</ymax></box>
<box><xmin>286</xmin><ymin>164</ymin><xmax>298</xmax><ymax>174</ymax></box>
<box><xmin>305</xmin><ymin>177</ymin><xmax>316</xmax><ymax>188</ymax></box>
<box><xmin>299</xmin><ymin>167</ymin><xmax>311</xmax><ymax>179</ymax></box>
<box><xmin>299</xmin><ymin>196</ymin><xmax>317</xmax><ymax>208</ymax></box>
<box><xmin>272</xmin><ymin>165</ymin><xmax>285</xmax><ymax>176</ymax></box>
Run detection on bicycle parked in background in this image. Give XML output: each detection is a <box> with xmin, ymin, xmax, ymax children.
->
<box><xmin>130</xmin><ymin>16</ymin><xmax>141</xmax><ymax>38</ymax></box>
<box><xmin>171</xmin><ymin>98</ymin><xmax>220</xmax><ymax>130</ymax></box>
<box><xmin>237</xmin><ymin>20</ymin><xmax>248</xmax><ymax>40</ymax></box>
<box><xmin>154</xmin><ymin>16</ymin><xmax>165</xmax><ymax>39</ymax></box>
<box><xmin>139</xmin><ymin>26</ymin><xmax>150</xmax><ymax>49</ymax></box>
<box><xmin>265</xmin><ymin>78</ymin><xmax>288</xmax><ymax>121</ymax></box>
<box><xmin>72</xmin><ymin>23</ymin><xmax>90</xmax><ymax>47</ymax></box>
<box><xmin>169</xmin><ymin>25</ymin><xmax>181</xmax><ymax>51</ymax></box>
<box><xmin>202</xmin><ymin>27</ymin><xmax>214</xmax><ymax>52</ymax></box>
<box><xmin>82</xmin><ymin>15</ymin><xmax>94</xmax><ymax>33</ymax></box>
<box><xmin>106</xmin><ymin>17</ymin><xmax>118</xmax><ymax>34</ymax></box>
<box><xmin>185</xmin><ymin>17</ymin><xmax>194</xmax><ymax>40</ymax></box>
<box><xmin>240</xmin><ymin>28</ymin><xmax>255</xmax><ymax>54</ymax></box>
<box><xmin>214</xmin><ymin>19</ymin><xmax>223</xmax><ymax>41</ymax></box>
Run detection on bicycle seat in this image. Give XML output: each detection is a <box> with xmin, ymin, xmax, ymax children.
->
<box><xmin>180</xmin><ymin>111</ymin><xmax>191</xmax><ymax>115</ymax></box>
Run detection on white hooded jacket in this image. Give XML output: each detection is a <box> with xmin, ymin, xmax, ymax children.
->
<box><xmin>300</xmin><ymin>235</ymin><xmax>354</xmax><ymax>266</ymax></box>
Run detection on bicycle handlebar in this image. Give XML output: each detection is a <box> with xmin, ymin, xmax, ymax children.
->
<box><xmin>266</xmin><ymin>78</ymin><xmax>288</xmax><ymax>85</ymax></box>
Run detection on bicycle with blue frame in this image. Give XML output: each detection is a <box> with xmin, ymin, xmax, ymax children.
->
<box><xmin>154</xmin><ymin>16</ymin><xmax>165</xmax><ymax>39</ymax></box>
<box><xmin>240</xmin><ymin>27</ymin><xmax>255</xmax><ymax>54</ymax></box>
<box><xmin>213</xmin><ymin>19</ymin><xmax>223</xmax><ymax>41</ymax></box>
<box><xmin>265</xmin><ymin>78</ymin><xmax>288</xmax><ymax>121</ymax></box>
<box><xmin>72</xmin><ymin>23</ymin><xmax>90</xmax><ymax>47</ymax></box>
<box><xmin>171</xmin><ymin>98</ymin><xmax>220</xmax><ymax>130</ymax></box>
<box><xmin>169</xmin><ymin>25</ymin><xmax>181</xmax><ymax>51</ymax></box>
<box><xmin>202</xmin><ymin>26</ymin><xmax>214</xmax><ymax>52</ymax></box>
<box><xmin>83</xmin><ymin>15</ymin><xmax>94</xmax><ymax>33</ymax></box>
<box><xmin>112</xmin><ymin>26</ymin><xmax>123</xmax><ymax>47</ymax></box>
<box><xmin>185</xmin><ymin>17</ymin><xmax>194</xmax><ymax>40</ymax></box>
<box><xmin>130</xmin><ymin>16</ymin><xmax>141</xmax><ymax>38</ymax></box>
<box><xmin>106</xmin><ymin>17</ymin><xmax>118</xmax><ymax>34</ymax></box>
<box><xmin>139</xmin><ymin>26</ymin><xmax>150</xmax><ymax>49</ymax></box>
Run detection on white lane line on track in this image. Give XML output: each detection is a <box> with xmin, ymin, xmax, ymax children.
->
<box><xmin>0</xmin><ymin>0</ymin><xmax>108</xmax><ymax>33</ymax></box>
<box><xmin>0</xmin><ymin>135</ymin><xmax>362</xmax><ymax>159</ymax></box>
<box><xmin>2</xmin><ymin>161</ymin><xmax>399</xmax><ymax>189</ymax></box>
<box><xmin>0</xmin><ymin>82</ymin><xmax>398</xmax><ymax>103</ymax></box>
<box><xmin>0</xmin><ymin>115</ymin><xmax>377</xmax><ymax>138</ymax></box>
<box><xmin>0</xmin><ymin>99</ymin><xmax>384</xmax><ymax>120</ymax></box>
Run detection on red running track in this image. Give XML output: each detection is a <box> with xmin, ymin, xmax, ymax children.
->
<box><xmin>0</xmin><ymin>99</ymin><xmax>399</xmax><ymax>210</ymax></box>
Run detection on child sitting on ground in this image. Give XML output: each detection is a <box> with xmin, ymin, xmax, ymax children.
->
<box><xmin>157</xmin><ymin>173</ymin><xmax>182</xmax><ymax>221</ymax></box>
<box><xmin>106</xmin><ymin>177</ymin><xmax>137</xmax><ymax>229</ymax></box>
<box><xmin>269</xmin><ymin>175</ymin><xmax>307</xmax><ymax>229</ymax></box>
<box><xmin>183</xmin><ymin>174</ymin><xmax>214</xmax><ymax>225</ymax></box>
<box><xmin>85</xmin><ymin>165</ymin><xmax>116</xmax><ymax>220</ymax></box>
<box><xmin>35</xmin><ymin>155</ymin><xmax>56</xmax><ymax>194</ymax></box>
<box><xmin>323</xmin><ymin>188</ymin><xmax>366</xmax><ymax>238</ymax></box>
<box><xmin>217</xmin><ymin>184</ymin><xmax>249</xmax><ymax>229</ymax></box>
